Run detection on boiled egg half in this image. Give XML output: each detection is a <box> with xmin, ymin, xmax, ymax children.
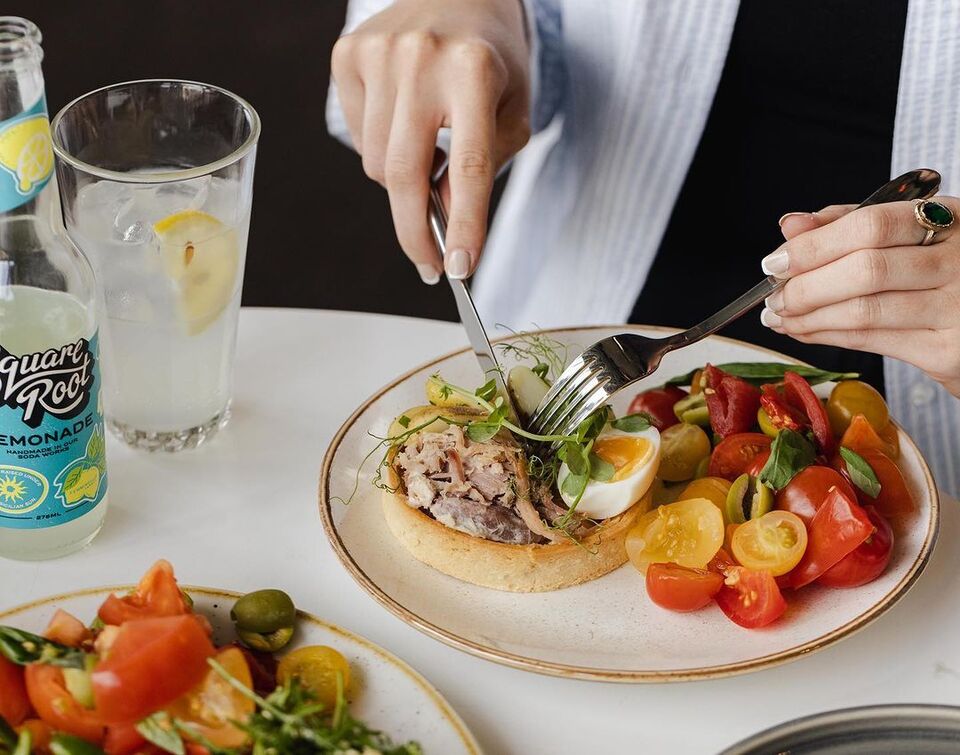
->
<box><xmin>556</xmin><ymin>423</ymin><xmax>661</xmax><ymax>519</ymax></box>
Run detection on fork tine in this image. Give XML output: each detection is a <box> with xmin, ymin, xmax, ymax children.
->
<box><xmin>528</xmin><ymin>357</ymin><xmax>593</xmax><ymax>433</ymax></box>
<box><xmin>543</xmin><ymin>381</ymin><xmax>611</xmax><ymax>439</ymax></box>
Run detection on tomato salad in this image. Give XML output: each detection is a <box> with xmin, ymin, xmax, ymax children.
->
<box><xmin>625</xmin><ymin>363</ymin><xmax>913</xmax><ymax>629</ymax></box>
<box><xmin>0</xmin><ymin>561</ymin><xmax>421</xmax><ymax>755</ymax></box>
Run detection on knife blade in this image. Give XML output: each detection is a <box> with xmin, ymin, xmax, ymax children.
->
<box><xmin>427</xmin><ymin>174</ymin><xmax>520</xmax><ymax>423</ymax></box>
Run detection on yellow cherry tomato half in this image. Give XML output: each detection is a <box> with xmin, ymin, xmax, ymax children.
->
<box><xmin>625</xmin><ymin>498</ymin><xmax>724</xmax><ymax>574</ymax></box>
<box><xmin>679</xmin><ymin>477</ymin><xmax>732</xmax><ymax>512</ymax></box>
<box><xmin>658</xmin><ymin>423</ymin><xmax>712</xmax><ymax>482</ymax></box>
<box><xmin>731</xmin><ymin>510</ymin><xmax>808</xmax><ymax>576</ymax></box>
<box><xmin>167</xmin><ymin>647</ymin><xmax>255</xmax><ymax>748</ymax></box>
<box><xmin>277</xmin><ymin>645</ymin><xmax>351</xmax><ymax>710</ymax></box>
<box><xmin>826</xmin><ymin>380</ymin><xmax>889</xmax><ymax>436</ymax></box>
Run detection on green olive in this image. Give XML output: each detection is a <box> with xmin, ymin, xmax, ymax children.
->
<box><xmin>725</xmin><ymin>473</ymin><xmax>774</xmax><ymax>525</ymax></box>
<box><xmin>237</xmin><ymin>625</ymin><xmax>295</xmax><ymax>652</ymax></box>
<box><xmin>231</xmin><ymin>589</ymin><xmax>296</xmax><ymax>634</ymax></box>
<box><xmin>673</xmin><ymin>393</ymin><xmax>710</xmax><ymax>426</ymax></box>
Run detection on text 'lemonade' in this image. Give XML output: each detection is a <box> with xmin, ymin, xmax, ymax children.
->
<box><xmin>70</xmin><ymin>175</ymin><xmax>248</xmax><ymax>437</ymax></box>
<box><xmin>0</xmin><ymin>16</ymin><xmax>108</xmax><ymax>559</ymax></box>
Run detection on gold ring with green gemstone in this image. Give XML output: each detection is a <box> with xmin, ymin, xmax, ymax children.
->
<box><xmin>914</xmin><ymin>198</ymin><xmax>954</xmax><ymax>245</ymax></box>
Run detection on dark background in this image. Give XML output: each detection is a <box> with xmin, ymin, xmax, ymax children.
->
<box><xmin>16</xmin><ymin>0</ymin><xmax>458</xmax><ymax>321</ymax></box>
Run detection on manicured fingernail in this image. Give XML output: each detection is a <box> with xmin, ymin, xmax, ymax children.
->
<box><xmin>761</xmin><ymin>248</ymin><xmax>790</xmax><ymax>276</ymax></box>
<box><xmin>778</xmin><ymin>211</ymin><xmax>813</xmax><ymax>227</ymax></box>
<box><xmin>446</xmin><ymin>249</ymin><xmax>472</xmax><ymax>279</ymax></box>
<box><xmin>417</xmin><ymin>263</ymin><xmax>440</xmax><ymax>285</ymax></box>
<box><xmin>765</xmin><ymin>290</ymin><xmax>785</xmax><ymax>312</ymax></box>
<box><xmin>760</xmin><ymin>307</ymin><xmax>782</xmax><ymax>328</ymax></box>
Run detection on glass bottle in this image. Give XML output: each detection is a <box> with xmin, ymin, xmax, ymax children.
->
<box><xmin>0</xmin><ymin>17</ymin><xmax>109</xmax><ymax>560</ymax></box>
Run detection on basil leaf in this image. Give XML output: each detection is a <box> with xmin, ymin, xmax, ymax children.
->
<box><xmin>0</xmin><ymin>626</ymin><xmax>86</xmax><ymax>669</ymax></box>
<box><xmin>561</xmin><ymin>471</ymin><xmax>588</xmax><ymax>500</ymax></box>
<box><xmin>397</xmin><ymin>415</ymin><xmax>411</xmax><ymax>429</ymax></box>
<box><xmin>666</xmin><ymin>362</ymin><xmax>859</xmax><ymax>388</ymax></box>
<box><xmin>466</xmin><ymin>422</ymin><xmax>500</xmax><ymax>443</ymax></box>
<box><xmin>532</xmin><ymin>362</ymin><xmax>550</xmax><ymax>380</ymax></box>
<box><xmin>758</xmin><ymin>429</ymin><xmax>815</xmax><ymax>491</ymax></box>
<box><xmin>475</xmin><ymin>379</ymin><xmax>498</xmax><ymax>402</ymax></box>
<box><xmin>136</xmin><ymin>713</ymin><xmax>184</xmax><ymax>755</ymax></box>
<box><xmin>840</xmin><ymin>447</ymin><xmax>882</xmax><ymax>498</ymax></box>
<box><xmin>589</xmin><ymin>453</ymin><xmax>615</xmax><ymax>481</ymax></box>
<box><xmin>49</xmin><ymin>733</ymin><xmax>107</xmax><ymax>755</ymax></box>
<box><xmin>611</xmin><ymin>413</ymin><xmax>652</xmax><ymax>433</ymax></box>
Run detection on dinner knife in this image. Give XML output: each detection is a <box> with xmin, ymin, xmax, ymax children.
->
<box><xmin>427</xmin><ymin>162</ymin><xmax>520</xmax><ymax>422</ymax></box>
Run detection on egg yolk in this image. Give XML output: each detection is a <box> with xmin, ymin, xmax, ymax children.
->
<box><xmin>593</xmin><ymin>436</ymin><xmax>654</xmax><ymax>481</ymax></box>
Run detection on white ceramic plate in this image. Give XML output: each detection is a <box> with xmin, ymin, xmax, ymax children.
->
<box><xmin>0</xmin><ymin>587</ymin><xmax>480</xmax><ymax>754</ymax></box>
<box><xmin>320</xmin><ymin>326</ymin><xmax>939</xmax><ymax>683</ymax></box>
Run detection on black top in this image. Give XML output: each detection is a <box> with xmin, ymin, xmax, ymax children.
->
<box><xmin>630</xmin><ymin>0</ymin><xmax>910</xmax><ymax>392</ymax></box>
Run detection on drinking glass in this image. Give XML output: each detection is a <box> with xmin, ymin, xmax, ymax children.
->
<box><xmin>51</xmin><ymin>80</ymin><xmax>260</xmax><ymax>451</ymax></box>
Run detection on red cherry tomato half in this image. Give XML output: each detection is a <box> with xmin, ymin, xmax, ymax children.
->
<box><xmin>708</xmin><ymin>547</ymin><xmax>738</xmax><ymax>574</ymax></box>
<box><xmin>92</xmin><ymin>615</ymin><xmax>215</xmax><ymax>725</ymax></box>
<box><xmin>834</xmin><ymin>448</ymin><xmax>915</xmax><ymax>520</ymax></box>
<box><xmin>25</xmin><ymin>663</ymin><xmax>105</xmax><ymax>743</ymax></box>
<box><xmin>714</xmin><ymin>567</ymin><xmax>787</xmax><ymax>628</ymax></box>
<box><xmin>818</xmin><ymin>506</ymin><xmax>894</xmax><ymax>588</ymax></box>
<box><xmin>0</xmin><ymin>655</ymin><xmax>30</xmax><ymax>726</ymax></box>
<box><xmin>103</xmin><ymin>723</ymin><xmax>149</xmax><ymax>755</ymax></box>
<box><xmin>703</xmin><ymin>365</ymin><xmax>762</xmax><ymax>438</ymax></box>
<box><xmin>783</xmin><ymin>372</ymin><xmax>836</xmax><ymax>457</ymax></box>
<box><xmin>98</xmin><ymin>560</ymin><xmax>191</xmax><ymax>626</ymax></box>
<box><xmin>627</xmin><ymin>386</ymin><xmax>687</xmax><ymax>431</ymax></box>
<box><xmin>44</xmin><ymin>609</ymin><xmax>90</xmax><ymax>648</ymax></box>
<box><xmin>645</xmin><ymin>563</ymin><xmax>723</xmax><ymax>612</ymax></box>
<box><xmin>759</xmin><ymin>385</ymin><xmax>805</xmax><ymax>432</ymax></box>
<box><xmin>776</xmin><ymin>465</ymin><xmax>857</xmax><ymax>527</ymax></box>
<box><xmin>744</xmin><ymin>449</ymin><xmax>771</xmax><ymax>477</ymax></box>
<box><xmin>788</xmin><ymin>486</ymin><xmax>874</xmax><ymax>589</ymax></box>
<box><xmin>708</xmin><ymin>433</ymin><xmax>773</xmax><ymax>480</ymax></box>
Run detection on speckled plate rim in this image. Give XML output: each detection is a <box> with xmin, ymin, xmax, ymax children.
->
<box><xmin>318</xmin><ymin>324</ymin><xmax>941</xmax><ymax>683</ymax></box>
<box><xmin>0</xmin><ymin>585</ymin><xmax>481</xmax><ymax>754</ymax></box>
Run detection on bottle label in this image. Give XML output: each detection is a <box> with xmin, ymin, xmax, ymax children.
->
<box><xmin>0</xmin><ymin>96</ymin><xmax>55</xmax><ymax>213</ymax></box>
<box><xmin>0</xmin><ymin>332</ymin><xmax>108</xmax><ymax>530</ymax></box>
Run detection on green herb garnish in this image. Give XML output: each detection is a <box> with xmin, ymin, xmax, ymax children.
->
<box><xmin>0</xmin><ymin>626</ymin><xmax>87</xmax><ymax>669</ymax></box>
<box><xmin>137</xmin><ymin>712</ymin><xmax>185</xmax><ymax>754</ymax></box>
<box><xmin>758</xmin><ymin>428</ymin><xmax>816</xmax><ymax>491</ymax></box>
<box><xmin>839</xmin><ymin>447</ymin><xmax>882</xmax><ymax>498</ymax></box>
<box><xmin>666</xmin><ymin>362</ymin><xmax>859</xmax><ymax>388</ymax></box>
<box><xmin>197</xmin><ymin>658</ymin><xmax>422</xmax><ymax>754</ymax></box>
<box><xmin>495</xmin><ymin>327</ymin><xmax>567</xmax><ymax>380</ymax></box>
<box><xmin>610</xmin><ymin>413</ymin><xmax>652</xmax><ymax>433</ymax></box>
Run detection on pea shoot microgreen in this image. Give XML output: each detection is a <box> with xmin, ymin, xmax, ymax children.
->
<box><xmin>495</xmin><ymin>327</ymin><xmax>568</xmax><ymax>380</ymax></box>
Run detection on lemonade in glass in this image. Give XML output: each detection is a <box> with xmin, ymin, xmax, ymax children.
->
<box><xmin>51</xmin><ymin>80</ymin><xmax>260</xmax><ymax>451</ymax></box>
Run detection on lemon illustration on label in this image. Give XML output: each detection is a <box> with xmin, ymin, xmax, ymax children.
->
<box><xmin>62</xmin><ymin>465</ymin><xmax>100</xmax><ymax>505</ymax></box>
<box><xmin>0</xmin><ymin>116</ymin><xmax>54</xmax><ymax>194</ymax></box>
<box><xmin>154</xmin><ymin>210</ymin><xmax>239</xmax><ymax>335</ymax></box>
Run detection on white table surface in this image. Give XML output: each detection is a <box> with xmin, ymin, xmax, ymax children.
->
<box><xmin>2</xmin><ymin>307</ymin><xmax>959</xmax><ymax>755</ymax></box>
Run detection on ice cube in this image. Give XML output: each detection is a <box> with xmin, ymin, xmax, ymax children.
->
<box><xmin>151</xmin><ymin>176</ymin><xmax>211</xmax><ymax>218</ymax></box>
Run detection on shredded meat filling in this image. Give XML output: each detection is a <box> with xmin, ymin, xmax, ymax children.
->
<box><xmin>394</xmin><ymin>426</ymin><xmax>568</xmax><ymax>544</ymax></box>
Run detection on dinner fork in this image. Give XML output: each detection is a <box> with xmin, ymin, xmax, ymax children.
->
<box><xmin>528</xmin><ymin>169</ymin><xmax>942</xmax><ymax>440</ymax></box>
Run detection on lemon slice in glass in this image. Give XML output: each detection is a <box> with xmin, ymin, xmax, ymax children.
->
<box><xmin>154</xmin><ymin>210</ymin><xmax>238</xmax><ymax>335</ymax></box>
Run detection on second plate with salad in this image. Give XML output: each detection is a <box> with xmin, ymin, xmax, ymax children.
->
<box><xmin>320</xmin><ymin>325</ymin><xmax>939</xmax><ymax>682</ymax></box>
